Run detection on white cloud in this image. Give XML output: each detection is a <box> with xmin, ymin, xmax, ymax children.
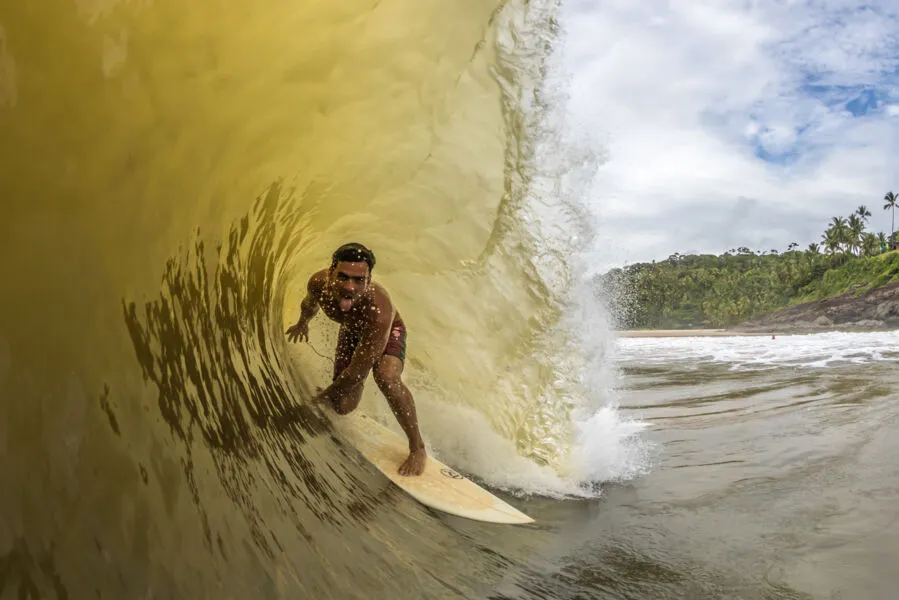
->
<box><xmin>557</xmin><ymin>0</ymin><xmax>899</xmax><ymax>270</ymax></box>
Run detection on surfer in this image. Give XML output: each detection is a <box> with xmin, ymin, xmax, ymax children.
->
<box><xmin>285</xmin><ymin>243</ymin><xmax>427</xmax><ymax>476</ymax></box>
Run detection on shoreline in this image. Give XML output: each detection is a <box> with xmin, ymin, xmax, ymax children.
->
<box><xmin>616</xmin><ymin>329</ymin><xmax>775</xmax><ymax>338</ymax></box>
<box><xmin>616</xmin><ymin>326</ymin><xmax>898</xmax><ymax>338</ymax></box>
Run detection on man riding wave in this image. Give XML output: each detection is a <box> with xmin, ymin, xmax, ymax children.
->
<box><xmin>285</xmin><ymin>243</ymin><xmax>427</xmax><ymax>476</ymax></box>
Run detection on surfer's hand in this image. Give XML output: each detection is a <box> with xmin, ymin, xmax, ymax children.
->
<box><xmin>313</xmin><ymin>386</ymin><xmax>341</xmax><ymax>412</ymax></box>
<box><xmin>398</xmin><ymin>447</ymin><xmax>427</xmax><ymax>477</ymax></box>
<box><xmin>312</xmin><ymin>387</ymin><xmax>329</xmax><ymax>405</ymax></box>
<box><xmin>285</xmin><ymin>320</ymin><xmax>309</xmax><ymax>343</ymax></box>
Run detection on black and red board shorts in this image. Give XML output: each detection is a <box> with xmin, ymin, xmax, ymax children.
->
<box><xmin>332</xmin><ymin>314</ymin><xmax>407</xmax><ymax>381</ymax></box>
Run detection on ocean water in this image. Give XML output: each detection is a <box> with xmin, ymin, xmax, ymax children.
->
<box><xmin>1</xmin><ymin>0</ymin><xmax>897</xmax><ymax>598</ymax></box>
<box><xmin>611</xmin><ymin>332</ymin><xmax>899</xmax><ymax>600</ymax></box>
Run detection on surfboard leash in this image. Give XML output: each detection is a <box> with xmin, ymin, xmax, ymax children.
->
<box><xmin>305</xmin><ymin>341</ymin><xmax>332</xmax><ymax>362</ymax></box>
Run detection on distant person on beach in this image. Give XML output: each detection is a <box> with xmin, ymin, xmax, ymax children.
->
<box><xmin>285</xmin><ymin>243</ymin><xmax>427</xmax><ymax>476</ymax></box>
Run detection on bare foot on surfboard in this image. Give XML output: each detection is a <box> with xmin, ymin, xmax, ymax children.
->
<box><xmin>399</xmin><ymin>447</ymin><xmax>427</xmax><ymax>476</ymax></box>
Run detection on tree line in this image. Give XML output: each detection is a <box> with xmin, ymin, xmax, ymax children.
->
<box><xmin>819</xmin><ymin>191</ymin><xmax>898</xmax><ymax>257</ymax></box>
<box><xmin>600</xmin><ymin>191</ymin><xmax>899</xmax><ymax>329</ymax></box>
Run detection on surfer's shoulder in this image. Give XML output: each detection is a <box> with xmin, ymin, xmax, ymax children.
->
<box><xmin>307</xmin><ymin>269</ymin><xmax>329</xmax><ymax>298</ymax></box>
<box><xmin>365</xmin><ymin>283</ymin><xmax>395</xmax><ymax>323</ymax></box>
<box><xmin>308</xmin><ymin>269</ymin><xmax>328</xmax><ymax>288</ymax></box>
<box><xmin>373</xmin><ymin>282</ymin><xmax>394</xmax><ymax>307</ymax></box>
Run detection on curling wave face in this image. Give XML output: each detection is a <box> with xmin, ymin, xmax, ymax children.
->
<box><xmin>0</xmin><ymin>0</ymin><xmax>644</xmax><ymax>597</ymax></box>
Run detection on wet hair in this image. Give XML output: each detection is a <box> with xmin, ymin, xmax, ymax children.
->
<box><xmin>330</xmin><ymin>242</ymin><xmax>376</xmax><ymax>273</ymax></box>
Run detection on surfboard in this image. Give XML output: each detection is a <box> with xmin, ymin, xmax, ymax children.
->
<box><xmin>342</xmin><ymin>413</ymin><xmax>534</xmax><ymax>525</ymax></box>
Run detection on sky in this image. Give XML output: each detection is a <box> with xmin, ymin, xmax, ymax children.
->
<box><xmin>558</xmin><ymin>0</ymin><xmax>899</xmax><ymax>271</ymax></box>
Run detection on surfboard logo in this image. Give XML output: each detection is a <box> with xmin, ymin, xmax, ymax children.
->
<box><xmin>440</xmin><ymin>467</ymin><xmax>463</xmax><ymax>480</ymax></box>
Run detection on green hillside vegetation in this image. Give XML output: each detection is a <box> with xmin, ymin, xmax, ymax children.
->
<box><xmin>601</xmin><ymin>193</ymin><xmax>899</xmax><ymax>329</ymax></box>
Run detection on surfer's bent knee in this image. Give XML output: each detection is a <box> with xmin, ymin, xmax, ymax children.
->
<box><xmin>333</xmin><ymin>402</ymin><xmax>355</xmax><ymax>415</ymax></box>
<box><xmin>373</xmin><ymin>359</ymin><xmax>404</xmax><ymax>391</ymax></box>
<box><xmin>331</xmin><ymin>384</ymin><xmax>364</xmax><ymax>415</ymax></box>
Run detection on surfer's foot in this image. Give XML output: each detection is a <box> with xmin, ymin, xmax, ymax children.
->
<box><xmin>399</xmin><ymin>447</ymin><xmax>427</xmax><ymax>476</ymax></box>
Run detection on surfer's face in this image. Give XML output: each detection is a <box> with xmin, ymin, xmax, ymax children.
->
<box><xmin>330</xmin><ymin>261</ymin><xmax>370</xmax><ymax>312</ymax></box>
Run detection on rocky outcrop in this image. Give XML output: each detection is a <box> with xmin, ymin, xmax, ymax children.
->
<box><xmin>735</xmin><ymin>281</ymin><xmax>899</xmax><ymax>333</ymax></box>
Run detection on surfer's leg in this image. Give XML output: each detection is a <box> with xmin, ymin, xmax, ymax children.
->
<box><xmin>374</xmin><ymin>356</ymin><xmax>425</xmax><ymax>476</ymax></box>
<box><xmin>374</xmin><ymin>318</ymin><xmax>412</xmax><ymax>425</ymax></box>
<box><xmin>374</xmin><ymin>355</ymin><xmax>425</xmax><ymax>473</ymax></box>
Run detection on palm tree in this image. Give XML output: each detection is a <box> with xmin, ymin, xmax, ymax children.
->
<box><xmin>822</xmin><ymin>228</ymin><xmax>841</xmax><ymax>257</ymax></box>
<box><xmin>856</xmin><ymin>205</ymin><xmax>872</xmax><ymax>222</ymax></box>
<box><xmin>829</xmin><ymin>216</ymin><xmax>849</xmax><ymax>254</ymax></box>
<box><xmin>861</xmin><ymin>233</ymin><xmax>879</xmax><ymax>257</ymax></box>
<box><xmin>878</xmin><ymin>232</ymin><xmax>888</xmax><ymax>252</ymax></box>
<box><xmin>847</xmin><ymin>214</ymin><xmax>865</xmax><ymax>255</ymax></box>
<box><xmin>885</xmin><ymin>191</ymin><xmax>898</xmax><ymax>243</ymax></box>
<box><xmin>807</xmin><ymin>242</ymin><xmax>820</xmax><ymax>254</ymax></box>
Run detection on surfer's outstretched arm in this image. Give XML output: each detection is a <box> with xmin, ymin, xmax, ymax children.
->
<box><xmin>286</xmin><ymin>273</ymin><xmax>323</xmax><ymax>342</ymax></box>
